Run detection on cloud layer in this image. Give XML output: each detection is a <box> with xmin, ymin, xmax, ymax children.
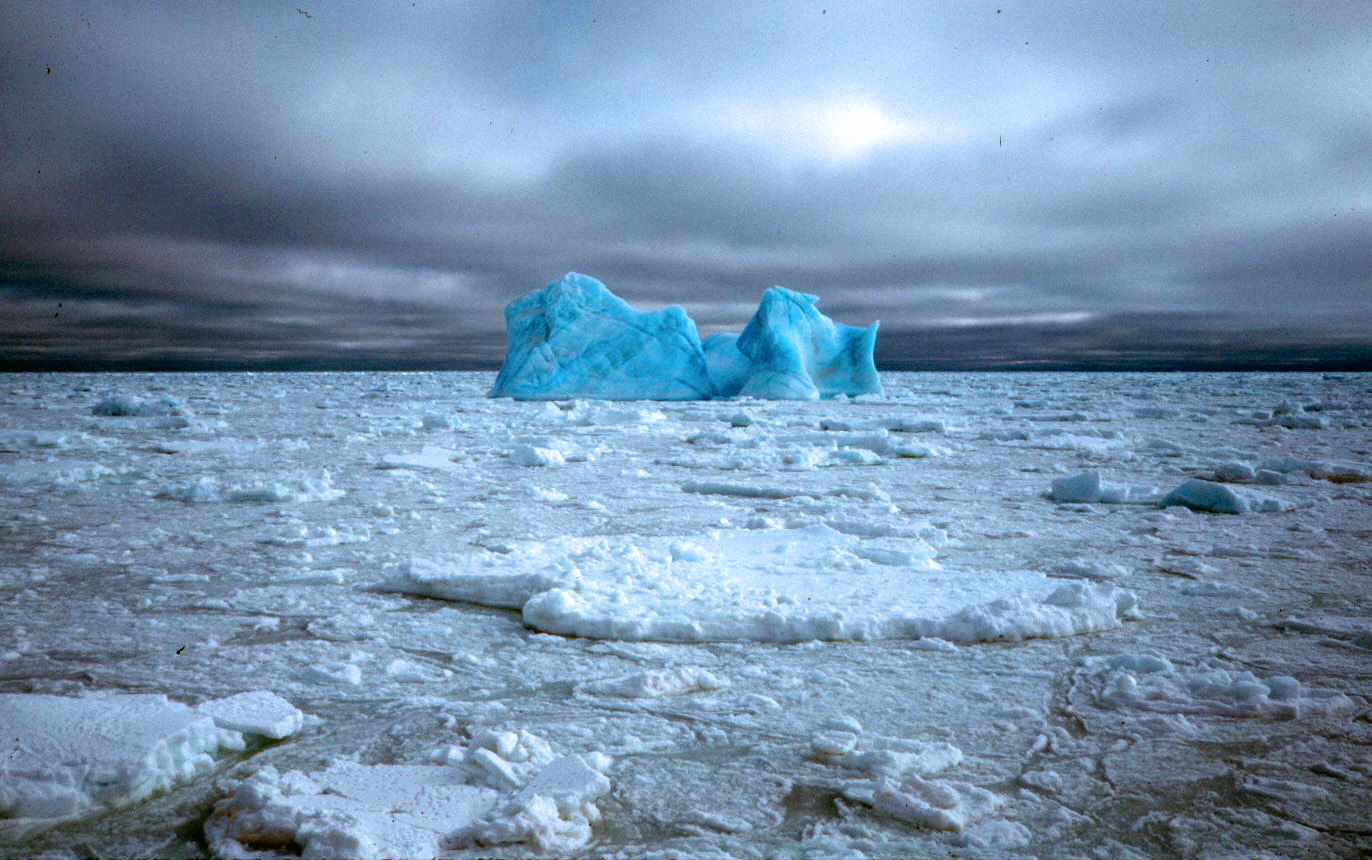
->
<box><xmin>2</xmin><ymin>1</ymin><xmax>1369</xmax><ymax>370</ymax></box>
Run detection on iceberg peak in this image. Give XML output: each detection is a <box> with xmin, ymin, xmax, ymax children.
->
<box><xmin>489</xmin><ymin>273</ymin><xmax>715</xmax><ymax>401</ymax></box>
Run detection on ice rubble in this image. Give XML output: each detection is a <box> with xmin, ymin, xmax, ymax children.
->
<box><xmin>384</xmin><ymin>525</ymin><xmax>1139</xmax><ymax>644</ymax></box>
<box><xmin>0</xmin><ymin>691</ymin><xmax>301</xmax><ymax>821</ymax></box>
<box><xmin>0</xmin><ymin>459</ymin><xmax>134</xmax><ymax>486</ymax></box>
<box><xmin>205</xmin><ymin>729</ymin><xmax>612</xmax><ymax>859</ymax></box>
<box><xmin>91</xmin><ymin>394</ymin><xmax>187</xmax><ymax>417</ymax></box>
<box><xmin>808</xmin><ymin>726</ymin><xmax>1001</xmax><ymax>833</ymax></box>
<box><xmin>488</xmin><ymin>273</ymin><xmax>881</xmax><ymax>401</ymax></box>
<box><xmin>159</xmin><ymin>472</ymin><xmax>344</xmax><ymax>503</ymax></box>
<box><xmin>1089</xmin><ymin>653</ymin><xmax>1354</xmax><ymax>718</ymax></box>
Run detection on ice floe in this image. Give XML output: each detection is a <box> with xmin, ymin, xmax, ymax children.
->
<box><xmin>0</xmin><ymin>691</ymin><xmax>301</xmax><ymax>823</ymax></box>
<box><xmin>205</xmin><ymin>730</ymin><xmax>611</xmax><ymax>859</ymax></box>
<box><xmin>385</xmin><ymin>526</ymin><xmax>1138</xmax><ymax>643</ymax></box>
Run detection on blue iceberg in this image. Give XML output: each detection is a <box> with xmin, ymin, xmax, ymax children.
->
<box><xmin>721</xmin><ymin>287</ymin><xmax>882</xmax><ymax>401</ymax></box>
<box><xmin>488</xmin><ymin>273</ymin><xmax>716</xmax><ymax>401</ymax></box>
<box><xmin>490</xmin><ymin>274</ymin><xmax>881</xmax><ymax>401</ymax></box>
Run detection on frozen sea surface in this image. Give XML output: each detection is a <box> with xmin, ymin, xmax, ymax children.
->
<box><xmin>1</xmin><ymin>371</ymin><xmax>1369</xmax><ymax>858</ymax></box>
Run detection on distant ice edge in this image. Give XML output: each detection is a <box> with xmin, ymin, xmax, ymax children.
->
<box><xmin>488</xmin><ymin>272</ymin><xmax>883</xmax><ymax>401</ymax></box>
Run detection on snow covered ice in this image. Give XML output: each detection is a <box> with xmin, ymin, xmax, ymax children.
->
<box><xmin>489</xmin><ymin>272</ymin><xmax>881</xmax><ymax>400</ymax></box>
<box><xmin>1</xmin><ymin>370</ymin><xmax>1371</xmax><ymax>858</ymax></box>
<box><xmin>0</xmin><ymin>691</ymin><xmax>300</xmax><ymax>823</ymax></box>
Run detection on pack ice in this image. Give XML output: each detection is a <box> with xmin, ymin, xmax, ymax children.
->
<box><xmin>488</xmin><ymin>273</ymin><xmax>881</xmax><ymax>401</ymax></box>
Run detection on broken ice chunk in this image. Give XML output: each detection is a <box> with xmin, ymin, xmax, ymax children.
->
<box><xmin>196</xmin><ymin>690</ymin><xmax>304</xmax><ymax>740</ymax></box>
<box><xmin>1159</xmin><ymin>479</ymin><xmax>1290</xmax><ymax>514</ymax></box>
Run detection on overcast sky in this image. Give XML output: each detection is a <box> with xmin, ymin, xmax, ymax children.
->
<box><xmin>3</xmin><ymin>1</ymin><xmax>1369</xmax><ymax>371</ymax></box>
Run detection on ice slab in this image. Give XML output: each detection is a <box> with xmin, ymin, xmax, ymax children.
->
<box><xmin>206</xmin><ymin>731</ymin><xmax>611</xmax><ymax>859</ymax></box>
<box><xmin>205</xmin><ymin>762</ymin><xmax>499</xmax><ymax>860</ymax></box>
<box><xmin>196</xmin><ymin>691</ymin><xmax>304</xmax><ymax>740</ymax></box>
<box><xmin>865</xmin><ymin>776</ymin><xmax>1002</xmax><ymax>832</ymax></box>
<box><xmin>575</xmin><ymin>667</ymin><xmax>728</xmax><ymax>699</ymax></box>
<box><xmin>489</xmin><ymin>272</ymin><xmax>715</xmax><ymax>401</ymax></box>
<box><xmin>0</xmin><ymin>694</ymin><xmax>236</xmax><ymax>820</ymax></box>
<box><xmin>0</xmin><ymin>691</ymin><xmax>305</xmax><ymax>822</ymax></box>
<box><xmin>0</xmin><ymin>430</ymin><xmax>73</xmax><ymax>451</ymax></box>
<box><xmin>813</xmin><ymin>728</ymin><xmax>999</xmax><ymax>833</ymax></box>
<box><xmin>385</xmin><ymin>526</ymin><xmax>1138</xmax><ymax>644</ymax></box>
<box><xmin>448</xmin><ymin>754</ymin><xmax>612</xmax><ymax>853</ymax></box>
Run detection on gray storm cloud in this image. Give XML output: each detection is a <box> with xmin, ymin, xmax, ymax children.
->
<box><xmin>2</xmin><ymin>1</ymin><xmax>1369</xmax><ymax>370</ymax></box>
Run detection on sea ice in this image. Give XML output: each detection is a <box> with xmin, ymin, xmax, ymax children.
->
<box><xmin>205</xmin><ymin>731</ymin><xmax>611</xmax><ymax>859</ymax></box>
<box><xmin>488</xmin><ymin>272</ymin><xmax>715</xmax><ymax>401</ymax></box>
<box><xmin>91</xmin><ymin>394</ymin><xmax>187</xmax><ymax>417</ymax></box>
<box><xmin>575</xmin><ymin>667</ymin><xmax>728</xmax><ymax>699</ymax></box>
<box><xmin>813</xmin><ymin>728</ymin><xmax>999</xmax><ymax>834</ymax></box>
<box><xmin>196</xmin><ymin>691</ymin><xmax>304</xmax><ymax>740</ymax></box>
<box><xmin>0</xmin><ymin>691</ymin><xmax>301</xmax><ymax>822</ymax></box>
<box><xmin>0</xmin><ymin>459</ymin><xmax>128</xmax><ymax>485</ymax></box>
<box><xmin>385</xmin><ymin>527</ymin><xmax>1138</xmax><ymax>643</ymax></box>
<box><xmin>1092</xmin><ymin>655</ymin><xmax>1354</xmax><ymax>718</ymax></box>
<box><xmin>0</xmin><ymin>430</ymin><xmax>71</xmax><ymax>451</ymax></box>
<box><xmin>160</xmin><ymin>473</ymin><xmax>344</xmax><ymax>503</ymax></box>
<box><xmin>1048</xmin><ymin>470</ymin><xmax>1156</xmax><ymax>504</ymax></box>
<box><xmin>866</xmin><ymin>775</ymin><xmax>1002</xmax><ymax>832</ymax></box>
<box><xmin>1159</xmin><ymin>479</ymin><xmax>1290</xmax><ymax>514</ymax></box>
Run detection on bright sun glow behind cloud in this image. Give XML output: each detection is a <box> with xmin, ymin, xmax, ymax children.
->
<box><xmin>707</xmin><ymin>94</ymin><xmax>960</xmax><ymax>162</ymax></box>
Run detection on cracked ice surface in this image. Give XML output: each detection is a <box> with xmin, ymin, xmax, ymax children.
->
<box><xmin>1</xmin><ymin>370</ymin><xmax>1370</xmax><ymax>858</ymax></box>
